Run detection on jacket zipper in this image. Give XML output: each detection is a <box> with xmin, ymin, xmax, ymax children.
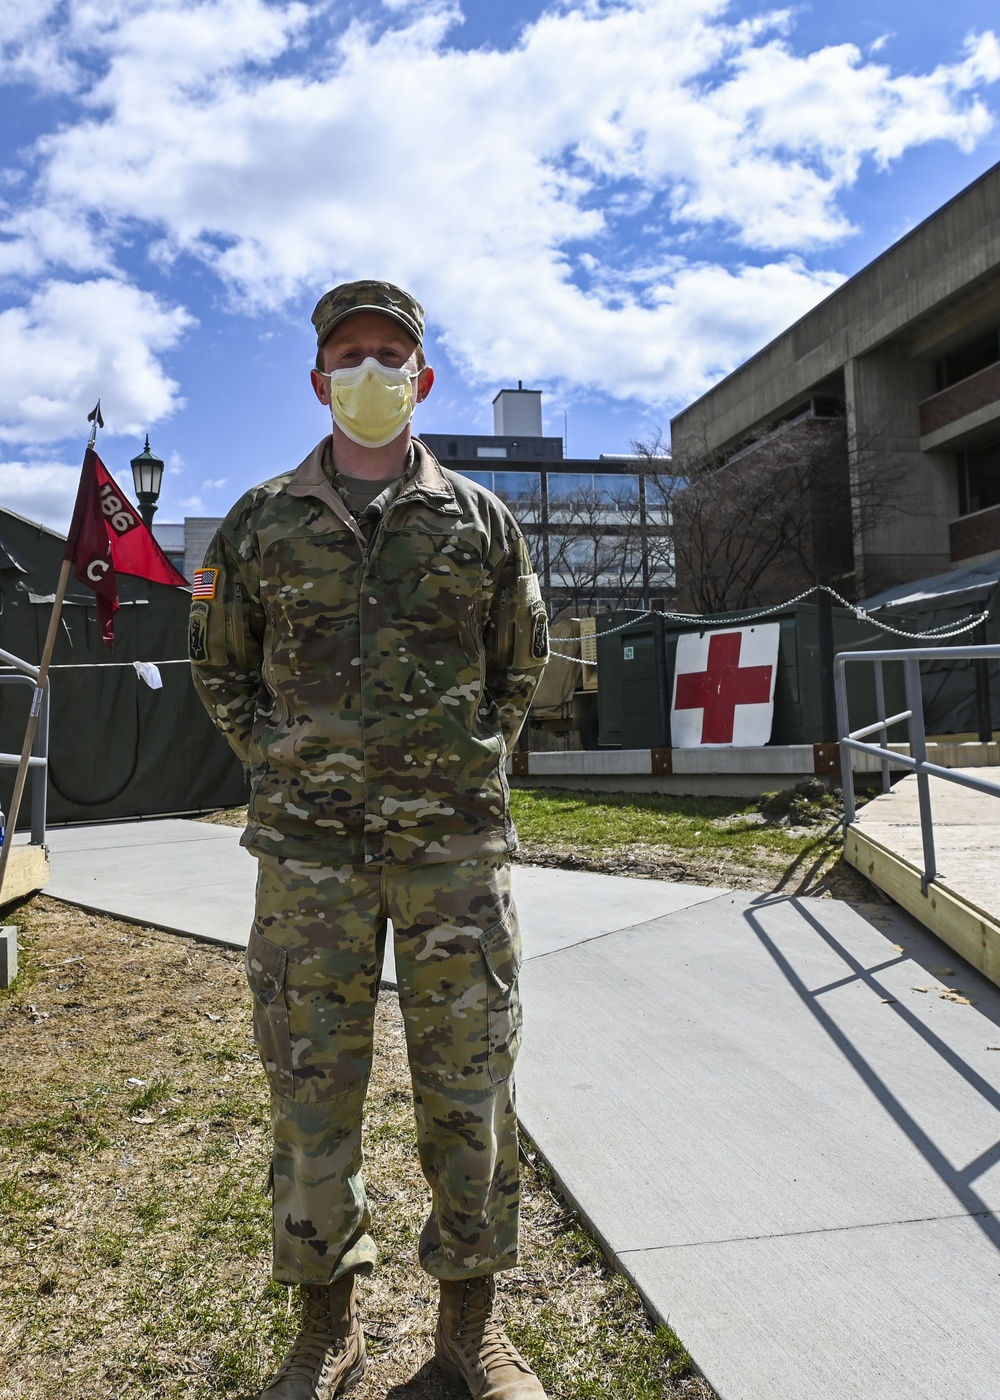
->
<box><xmin>232</xmin><ymin>582</ymin><xmax>247</xmax><ymax>666</ymax></box>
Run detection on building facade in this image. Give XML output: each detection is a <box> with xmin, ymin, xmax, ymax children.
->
<box><xmin>423</xmin><ymin>386</ymin><xmax>673</xmax><ymax>615</ymax></box>
<box><xmin>670</xmin><ymin>161</ymin><xmax>1000</xmax><ymax>602</ymax></box>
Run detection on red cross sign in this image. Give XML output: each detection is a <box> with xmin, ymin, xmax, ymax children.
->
<box><xmin>671</xmin><ymin>624</ymin><xmax>780</xmax><ymax>747</ymax></box>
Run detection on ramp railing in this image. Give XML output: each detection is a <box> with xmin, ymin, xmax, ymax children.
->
<box><xmin>835</xmin><ymin>644</ymin><xmax>1000</xmax><ymax>895</ymax></box>
<box><xmin>0</xmin><ymin>647</ymin><xmax>49</xmax><ymax>846</ymax></box>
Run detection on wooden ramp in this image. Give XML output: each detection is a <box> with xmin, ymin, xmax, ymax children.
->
<box><xmin>845</xmin><ymin>768</ymin><xmax>1000</xmax><ymax>986</ymax></box>
<box><xmin>0</xmin><ymin>840</ymin><xmax>50</xmax><ymax>910</ymax></box>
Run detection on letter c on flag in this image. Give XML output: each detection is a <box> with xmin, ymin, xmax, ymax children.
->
<box><xmin>86</xmin><ymin>559</ymin><xmax>110</xmax><ymax>583</ymax></box>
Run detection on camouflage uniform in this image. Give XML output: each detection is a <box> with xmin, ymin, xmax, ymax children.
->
<box><xmin>190</xmin><ymin>437</ymin><xmax>547</xmax><ymax>1284</ymax></box>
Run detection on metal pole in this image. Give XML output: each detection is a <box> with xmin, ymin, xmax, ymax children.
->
<box><xmin>834</xmin><ymin>655</ymin><xmax>856</xmax><ymax>825</ymax></box>
<box><xmin>816</xmin><ymin>584</ymin><xmax>838</xmax><ymax>742</ymax></box>
<box><xmin>0</xmin><ymin>402</ymin><xmax>99</xmax><ymax>900</ymax></box>
<box><xmin>652</xmin><ymin>611</ymin><xmax>671</xmax><ymax>748</ymax></box>
<box><xmin>0</xmin><ymin>557</ymin><xmax>71</xmax><ymax>898</ymax></box>
<box><xmin>903</xmin><ymin>656</ymin><xmax>937</xmax><ymax>893</ymax></box>
<box><xmin>31</xmin><ymin>685</ymin><xmax>49</xmax><ymax>846</ymax></box>
<box><xmin>973</xmin><ymin>618</ymin><xmax>992</xmax><ymax>743</ymax></box>
<box><xmin>874</xmin><ymin>659</ymin><xmax>890</xmax><ymax>794</ymax></box>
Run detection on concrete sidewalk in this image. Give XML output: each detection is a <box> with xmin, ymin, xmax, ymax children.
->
<box><xmin>42</xmin><ymin>819</ymin><xmax>1000</xmax><ymax>1399</ymax></box>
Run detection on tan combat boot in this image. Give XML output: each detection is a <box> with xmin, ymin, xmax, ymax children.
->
<box><xmin>257</xmin><ymin>1273</ymin><xmax>366</xmax><ymax>1400</ymax></box>
<box><xmin>435</xmin><ymin>1275</ymin><xmax>546</xmax><ymax>1399</ymax></box>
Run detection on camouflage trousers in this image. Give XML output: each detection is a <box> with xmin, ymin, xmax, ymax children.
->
<box><xmin>246</xmin><ymin>853</ymin><xmax>523</xmax><ymax>1286</ymax></box>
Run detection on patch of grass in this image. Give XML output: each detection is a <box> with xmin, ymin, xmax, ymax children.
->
<box><xmin>126</xmin><ymin>1077</ymin><xmax>174</xmax><ymax>1115</ymax></box>
<box><xmin>509</xmin><ymin>787</ymin><xmax>830</xmax><ymax>856</ymax></box>
<box><xmin>507</xmin><ymin>785</ymin><xmax>848</xmax><ymax>893</ymax></box>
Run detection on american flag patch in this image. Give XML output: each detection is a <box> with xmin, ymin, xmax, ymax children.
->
<box><xmin>192</xmin><ymin>568</ymin><xmax>219</xmax><ymax>599</ymax></box>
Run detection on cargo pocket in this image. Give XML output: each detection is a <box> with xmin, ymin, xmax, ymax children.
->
<box><xmin>480</xmin><ymin>906</ymin><xmax>523</xmax><ymax>1084</ymax></box>
<box><xmin>245</xmin><ymin>927</ymin><xmax>294</xmax><ymax>1099</ymax></box>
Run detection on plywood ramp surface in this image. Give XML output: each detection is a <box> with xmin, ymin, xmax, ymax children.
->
<box><xmin>847</xmin><ymin>769</ymin><xmax>1000</xmax><ymax>985</ymax></box>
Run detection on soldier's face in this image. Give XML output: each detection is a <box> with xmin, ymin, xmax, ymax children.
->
<box><xmin>311</xmin><ymin>311</ymin><xmax>433</xmax><ymax>406</ymax></box>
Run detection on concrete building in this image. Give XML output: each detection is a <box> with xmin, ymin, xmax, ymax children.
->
<box><xmin>153</xmin><ymin>517</ymin><xmax>222</xmax><ymax>585</ymax></box>
<box><xmin>423</xmin><ymin>387</ymin><xmax>674</xmax><ymax>614</ymax></box>
<box><xmin>670</xmin><ymin>161</ymin><xmax>1000</xmax><ymax>600</ymax></box>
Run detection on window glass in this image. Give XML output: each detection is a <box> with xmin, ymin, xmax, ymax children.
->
<box><xmin>546</xmin><ymin>472</ymin><xmax>593</xmax><ymax>501</ymax></box>
<box><xmin>960</xmin><ymin>441</ymin><xmax>1000</xmax><ymax>514</ymax></box>
<box><xmin>561</xmin><ymin>538</ymin><xmax>596</xmax><ymax>567</ymax></box>
<box><xmin>938</xmin><ymin>331</ymin><xmax>1000</xmax><ymax>390</ymax></box>
<box><xmin>492</xmin><ymin>471</ymin><xmax>540</xmax><ymax>501</ymax></box>
<box><xmin>459</xmin><ymin>470</ymin><xmax>494</xmax><ymax>490</ymax></box>
<box><xmin>593</xmin><ymin>473</ymin><xmax>638</xmax><ymax>503</ymax></box>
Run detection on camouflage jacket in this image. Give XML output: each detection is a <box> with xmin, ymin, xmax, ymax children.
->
<box><xmin>189</xmin><ymin>438</ymin><xmax>548</xmax><ymax>865</ymax></box>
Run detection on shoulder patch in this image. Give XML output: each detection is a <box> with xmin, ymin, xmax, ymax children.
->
<box><xmin>189</xmin><ymin>601</ymin><xmax>210</xmax><ymax>662</ymax></box>
<box><xmin>192</xmin><ymin>568</ymin><xmax>218</xmax><ymax>599</ymax></box>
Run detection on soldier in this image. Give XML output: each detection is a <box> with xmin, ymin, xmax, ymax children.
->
<box><xmin>190</xmin><ymin>280</ymin><xmax>550</xmax><ymax>1400</ymax></box>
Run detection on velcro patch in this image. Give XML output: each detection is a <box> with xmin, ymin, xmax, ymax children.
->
<box><xmin>517</xmin><ymin>573</ymin><xmax>542</xmax><ymax>610</ymax></box>
<box><xmin>192</xmin><ymin>567</ymin><xmax>219</xmax><ymax>599</ymax></box>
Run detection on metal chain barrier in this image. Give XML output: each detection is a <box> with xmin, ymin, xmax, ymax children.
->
<box><xmin>548</xmin><ymin>584</ymin><xmax>993</xmax><ymax>665</ymax></box>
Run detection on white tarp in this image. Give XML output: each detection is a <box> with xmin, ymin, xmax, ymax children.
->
<box><xmin>671</xmin><ymin>623</ymin><xmax>780</xmax><ymax>747</ymax></box>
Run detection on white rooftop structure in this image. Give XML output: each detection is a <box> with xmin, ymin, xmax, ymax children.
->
<box><xmin>493</xmin><ymin>384</ymin><xmax>543</xmax><ymax>437</ymax></box>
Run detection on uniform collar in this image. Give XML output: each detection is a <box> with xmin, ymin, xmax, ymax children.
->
<box><xmin>288</xmin><ymin>436</ymin><xmax>460</xmax><ymax>521</ymax></box>
<box><xmin>399</xmin><ymin>438</ymin><xmax>461</xmax><ymax>514</ymax></box>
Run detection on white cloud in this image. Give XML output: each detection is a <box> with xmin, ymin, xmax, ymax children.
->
<box><xmin>0</xmin><ymin>459</ymin><xmax>80</xmax><ymax>532</ymax></box>
<box><xmin>0</xmin><ymin>278</ymin><xmax>194</xmax><ymax>445</ymax></box>
<box><xmin>0</xmin><ymin>0</ymin><xmax>998</xmax><ymax>432</ymax></box>
<box><xmin>0</xmin><ymin>0</ymin><xmax>79</xmax><ymax>92</ymax></box>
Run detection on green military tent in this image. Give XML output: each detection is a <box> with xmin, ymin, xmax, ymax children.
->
<box><xmin>0</xmin><ymin>507</ymin><xmax>247</xmax><ymax>831</ymax></box>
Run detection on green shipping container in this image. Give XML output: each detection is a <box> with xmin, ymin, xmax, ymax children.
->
<box><xmin>596</xmin><ymin>605</ymin><xmax>911</xmax><ymax>749</ymax></box>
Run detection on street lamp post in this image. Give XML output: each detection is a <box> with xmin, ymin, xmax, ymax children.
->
<box><xmin>130</xmin><ymin>435</ymin><xmax>165</xmax><ymax>530</ymax></box>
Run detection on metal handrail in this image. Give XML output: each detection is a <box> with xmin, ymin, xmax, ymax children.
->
<box><xmin>0</xmin><ymin>647</ymin><xmax>39</xmax><ymax>679</ymax></box>
<box><xmin>835</xmin><ymin>644</ymin><xmax>1000</xmax><ymax>895</ymax></box>
<box><xmin>0</xmin><ymin>673</ymin><xmax>49</xmax><ymax>845</ymax></box>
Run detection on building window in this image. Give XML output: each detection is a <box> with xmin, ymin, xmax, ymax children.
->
<box><xmin>492</xmin><ymin>471</ymin><xmax>541</xmax><ymax>501</ymax></box>
<box><xmin>937</xmin><ymin>330</ymin><xmax>1000</xmax><ymax>391</ymax></box>
<box><xmin>461</xmin><ymin>471</ymin><xmax>494</xmax><ymax>490</ymax></box>
<box><xmin>591</xmin><ymin>473</ymin><xmax>638</xmax><ymax>503</ymax></box>
<box><xmin>477</xmin><ymin>446</ymin><xmax>508</xmax><ymax>459</ymax></box>
<box><xmin>957</xmin><ymin>440</ymin><xmax>1000</xmax><ymax>515</ymax></box>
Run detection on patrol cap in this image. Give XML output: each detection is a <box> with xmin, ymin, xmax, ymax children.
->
<box><xmin>311</xmin><ymin>279</ymin><xmax>425</xmax><ymax>348</ymax></box>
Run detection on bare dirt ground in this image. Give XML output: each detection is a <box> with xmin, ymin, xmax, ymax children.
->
<box><xmin>0</xmin><ymin>897</ymin><xmax>714</xmax><ymax>1400</ymax></box>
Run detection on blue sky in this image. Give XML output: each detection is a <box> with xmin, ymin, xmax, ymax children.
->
<box><xmin>0</xmin><ymin>0</ymin><xmax>998</xmax><ymax>530</ymax></box>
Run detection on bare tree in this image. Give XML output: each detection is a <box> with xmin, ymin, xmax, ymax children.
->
<box><xmin>635</xmin><ymin>408</ymin><xmax>905</xmax><ymax>614</ymax></box>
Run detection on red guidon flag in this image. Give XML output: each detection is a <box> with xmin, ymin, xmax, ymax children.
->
<box><xmin>64</xmin><ymin>448</ymin><xmax>188</xmax><ymax>648</ymax></box>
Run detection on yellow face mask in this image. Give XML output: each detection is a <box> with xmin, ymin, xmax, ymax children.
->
<box><xmin>323</xmin><ymin>357</ymin><xmax>419</xmax><ymax>448</ymax></box>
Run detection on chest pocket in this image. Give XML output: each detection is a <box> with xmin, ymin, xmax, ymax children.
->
<box><xmin>378</xmin><ymin>516</ymin><xmax>486</xmax><ymax>600</ymax></box>
<box><xmin>259</xmin><ymin>532</ymin><xmax>361</xmax><ymax>634</ymax></box>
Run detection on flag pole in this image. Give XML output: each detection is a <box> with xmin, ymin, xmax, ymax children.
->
<box><xmin>0</xmin><ymin>405</ymin><xmax>101</xmax><ymax>904</ymax></box>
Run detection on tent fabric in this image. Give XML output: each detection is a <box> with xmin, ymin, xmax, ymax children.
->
<box><xmin>530</xmin><ymin>620</ymin><xmax>582</xmax><ymax>717</ymax></box>
<box><xmin>860</xmin><ymin>560</ymin><xmax>1000</xmax><ymax>737</ymax></box>
<box><xmin>0</xmin><ymin>508</ymin><xmax>247</xmax><ymax>830</ymax></box>
<box><xmin>863</xmin><ymin>557</ymin><xmax>1000</xmax><ymax>611</ymax></box>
